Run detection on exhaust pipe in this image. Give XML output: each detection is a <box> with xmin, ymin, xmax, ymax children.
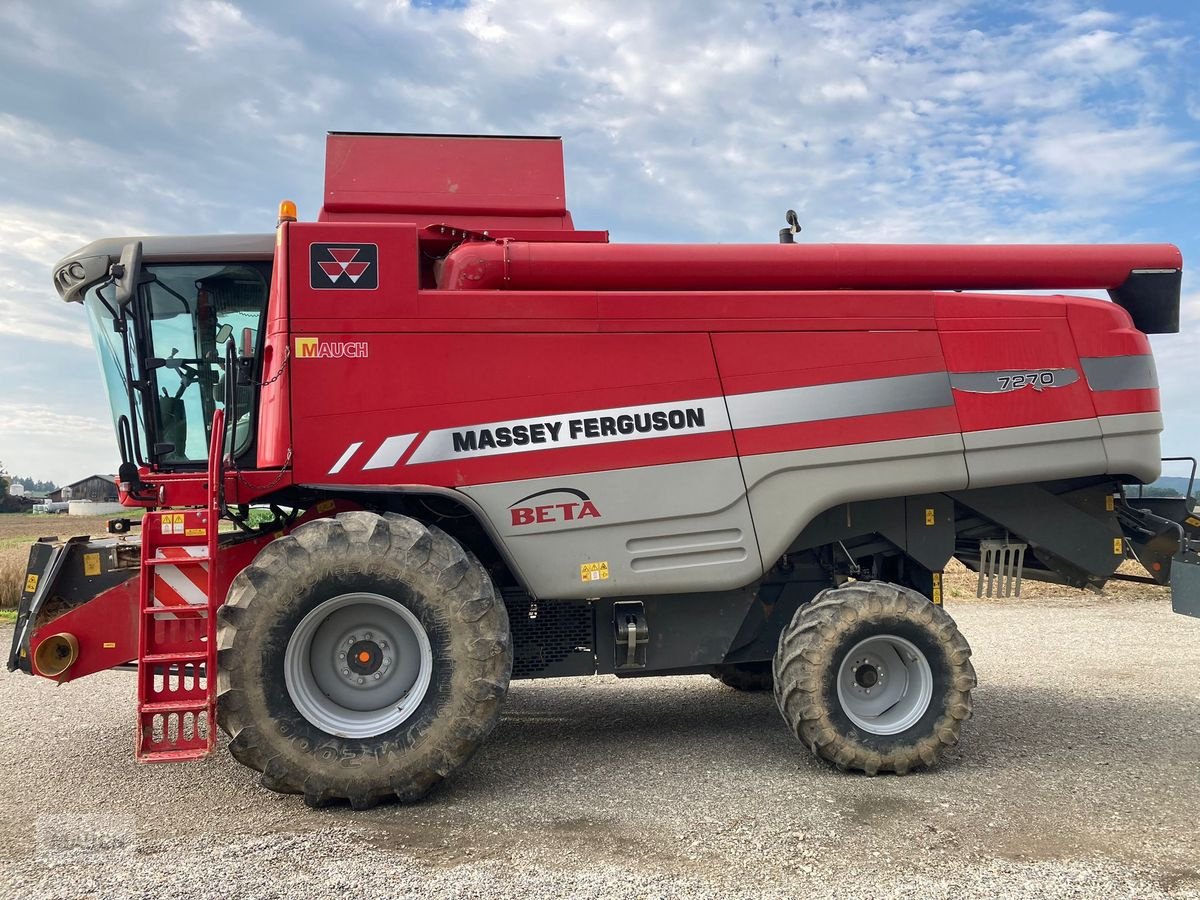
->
<box><xmin>33</xmin><ymin>633</ymin><xmax>79</xmax><ymax>679</ymax></box>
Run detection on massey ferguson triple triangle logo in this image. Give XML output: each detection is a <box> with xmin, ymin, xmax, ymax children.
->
<box><xmin>309</xmin><ymin>243</ymin><xmax>379</xmax><ymax>290</ymax></box>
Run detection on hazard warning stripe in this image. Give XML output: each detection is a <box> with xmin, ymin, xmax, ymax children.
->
<box><xmin>151</xmin><ymin>546</ymin><xmax>209</xmax><ymax>620</ymax></box>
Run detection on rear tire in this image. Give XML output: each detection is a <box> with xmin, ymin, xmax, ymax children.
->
<box><xmin>772</xmin><ymin>581</ymin><xmax>975</xmax><ymax>775</ymax></box>
<box><xmin>216</xmin><ymin>511</ymin><xmax>511</xmax><ymax>808</ymax></box>
<box><xmin>712</xmin><ymin>661</ymin><xmax>774</xmax><ymax>692</ymax></box>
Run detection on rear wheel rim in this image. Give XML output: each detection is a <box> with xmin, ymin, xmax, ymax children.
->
<box><xmin>835</xmin><ymin>634</ymin><xmax>933</xmax><ymax>736</ymax></box>
<box><xmin>284</xmin><ymin>592</ymin><xmax>433</xmax><ymax>738</ymax></box>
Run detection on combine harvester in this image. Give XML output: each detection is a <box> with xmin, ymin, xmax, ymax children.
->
<box><xmin>8</xmin><ymin>133</ymin><xmax>1198</xmax><ymax>808</ymax></box>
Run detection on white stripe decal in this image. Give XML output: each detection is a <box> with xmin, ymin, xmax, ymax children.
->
<box><xmin>329</xmin><ymin>441</ymin><xmax>363</xmax><ymax>475</ymax></box>
<box><xmin>405</xmin><ymin>397</ymin><xmax>731</xmax><ymax>465</ymax></box>
<box><xmin>377</xmin><ymin>372</ymin><xmax>957</xmax><ymax>469</ymax></box>
<box><xmin>363</xmin><ymin>433</ymin><xmax>418</xmax><ymax>470</ymax></box>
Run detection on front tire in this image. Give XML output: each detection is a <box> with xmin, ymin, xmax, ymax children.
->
<box><xmin>772</xmin><ymin>581</ymin><xmax>975</xmax><ymax>775</ymax></box>
<box><xmin>216</xmin><ymin>511</ymin><xmax>512</xmax><ymax>808</ymax></box>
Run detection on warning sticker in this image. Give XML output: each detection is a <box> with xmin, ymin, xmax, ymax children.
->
<box><xmin>1187</xmin><ymin>516</ymin><xmax>1200</xmax><ymax>528</ymax></box>
<box><xmin>24</xmin><ymin>573</ymin><xmax>38</xmax><ymax>593</ymax></box>
<box><xmin>185</xmin><ymin>528</ymin><xmax>207</xmax><ymax>537</ymax></box>
<box><xmin>83</xmin><ymin>553</ymin><xmax>101</xmax><ymax>576</ymax></box>
<box><xmin>580</xmin><ymin>561</ymin><xmax>610</xmax><ymax>583</ymax></box>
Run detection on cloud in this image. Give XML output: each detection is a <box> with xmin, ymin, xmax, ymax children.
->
<box><xmin>0</xmin><ymin>0</ymin><xmax>1198</xmax><ymax>474</ymax></box>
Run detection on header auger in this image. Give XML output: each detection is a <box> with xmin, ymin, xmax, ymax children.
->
<box><xmin>9</xmin><ymin>132</ymin><xmax>1197</xmax><ymax>807</ymax></box>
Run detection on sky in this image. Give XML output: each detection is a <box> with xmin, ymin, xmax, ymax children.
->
<box><xmin>0</xmin><ymin>0</ymin><xmax>1198</xmax><ymax>486</ymax></box>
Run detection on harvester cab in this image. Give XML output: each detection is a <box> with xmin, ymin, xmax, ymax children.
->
<box><xmin>8</xmin><ymin>132</ymin><xmax>1198</xmax><ymax>807</ymax></box>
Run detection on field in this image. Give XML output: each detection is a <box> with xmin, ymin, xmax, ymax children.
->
<box><xmin>0</xmin><ymin>512</ymin><xmax>143</xmax><ymax>612</ymax></box>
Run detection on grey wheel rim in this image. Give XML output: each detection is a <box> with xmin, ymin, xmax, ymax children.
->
<box><xmin>284</xmin><ymin>592</ymin><xmax>433</xmax><ymax>738</ymax></box>
<box><xmin>835</xmin><ymin>634</ymin><xmax>933</xmax><ymax>736</ymax></box>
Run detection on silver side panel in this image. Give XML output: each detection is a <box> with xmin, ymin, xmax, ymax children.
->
<box><xmin>741</xmin><ymin>434</ymin><xmax>969</xmax><ymax>569</ymax></box>
<box><xmin>458</xmin><ymin>458</ymin><xmax>762</xmax><ymax>599</ymax></box>
<box><xmin>1099</xmin><ymin>411</ymin><xmax>1163</xmax><ymax>484</ymax></box>
<box><xmin>962</xmin><ymin>419</ymin><xmax>1107</xmax><ymax>489</ymax></box>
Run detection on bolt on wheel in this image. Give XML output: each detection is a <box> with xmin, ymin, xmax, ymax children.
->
<box><xmin>284</xmin><ymin>592</ymin><xmax>433</xmax><ymax>738</ymax></box>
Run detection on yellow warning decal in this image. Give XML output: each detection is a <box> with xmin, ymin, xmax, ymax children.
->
<box><xmin>1113</xmin><ymin>537</ymin><xmax>1124</xmax><ymax>555</ymax></box>
<box><xmin>185</xmin><ymin>528</ymin><xmax>207</xmax><ymax>537</ymax></box>
<box><xmin>83</xmin><ymin>553</ymin><xmax>101</xmax><ymax>576</ymax></box>
<box><xmin>1187</xmin><ymin>516</ymin><xmax>1200</xmax><ymax>528</ymax></box>
<box><xmin>102</xmin><ymin>642</ymin><xmax>116</xmax><ymax>649</ymax></box>
<box><xmin>580</xmin><ymin>561</ymin><xmax>610</xmax><ymax>583</ymax></box>
<box><xmin>1105</xmin><ymin>495</ymin><xmax>1115</xmax><ymax>512</ymax></box>
<box><xmin>931</xmin><ymin>572</ymin><xmax>943</xmax><ymax>606</ymax></box>
<box><xmin>24</xmin><ymin>573</ymin><xmax>39</xmax><ymax>593</ymax></box>
<box><xmin>924</xmin><ymin>508</ymin><xmax>935</xmax><ymax>526</ymax></box>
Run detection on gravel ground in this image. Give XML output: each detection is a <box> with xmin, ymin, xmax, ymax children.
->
<box><xmin>2</xmin><ymin>598</ymin><xmax>1199</xmax><ymax>899</ymax></box>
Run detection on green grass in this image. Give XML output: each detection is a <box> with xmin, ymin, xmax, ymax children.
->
<box><xmin>0</xmin><ymin>609</ymin><xmax>16</xmax><ymax>623</ymax></box>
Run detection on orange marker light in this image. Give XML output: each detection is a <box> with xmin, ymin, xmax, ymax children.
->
<box><xmin>277</xmin><ymin>199</ymin><xmax>298</xmax><ymax>224</ymax></box>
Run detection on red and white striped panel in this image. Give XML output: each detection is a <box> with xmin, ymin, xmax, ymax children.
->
<box><xmin>151</xmin><ymin>546</ymin><xmax>209</xmax><ymax>620</ymax></box>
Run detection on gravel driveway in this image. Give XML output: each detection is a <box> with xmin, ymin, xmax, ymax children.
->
<box><xmin>1</xmin><ymin>598</ymin><xmax>1198</xmax><ymax>899</ymax></box>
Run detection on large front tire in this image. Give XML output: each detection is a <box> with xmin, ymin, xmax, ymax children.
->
<box><xmin>773</xmin><ymin>581</ymin><xmax>975</xmax><ymax>775</ymax></box>
<box><xmin>216</xmin><ymin>511</ymin><xmax>512</xmax><ymax>808</ymax></box>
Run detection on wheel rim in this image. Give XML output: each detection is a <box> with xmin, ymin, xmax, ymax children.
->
<box><xmin>284</xmin><ymin>592</ymin><xmax>433</xmax><ymax>738</ymax></box>
<box><xmin>835</xmin><ymin>634</ymin><xmax>933</xmax><ymax>736</ymax></box>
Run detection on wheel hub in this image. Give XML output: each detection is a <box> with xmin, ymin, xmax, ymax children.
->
<box><xmin>284</xmin><ymin>592</ymin><xmax>433</xmax><ymax>738</ymax></box>
<box><xmin>854</xmin><ymin>662</ymin><xmax>880</xmax><ymax>688</ymax></box>
<box><xmin>836</xmin><ymin>634</ymin><xmax>933</xmax><ymax>736</ymax></box>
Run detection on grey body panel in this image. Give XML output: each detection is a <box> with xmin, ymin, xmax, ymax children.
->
<box><xmin>740</xmin><ymin>434</ymin><xmax>969</xmax><ymax>570</ymax></box>
<box><xmin>458</xmin><ymin>457</ymin><xmax>762</xmax><ymax>599</ymax></box>
<box><xmin>466</xmin><ymin>408</ymin><xmax>1163</xmax><ymax>597</ymax></box>
<box><xmin>1099</xmin><ymin>412</ymin><xmax>1163</xmax><ymax>484</ymax></box>
<box><xmin>962</xmin><ymin>419</ymin><xmax>1108</xmax><ymax>489</ymax></box>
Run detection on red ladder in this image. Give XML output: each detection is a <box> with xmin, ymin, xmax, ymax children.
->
<box><xmin>135</xmin><ymin>411</ymin><xmax>224</xmax><ymax>761</ymax></box>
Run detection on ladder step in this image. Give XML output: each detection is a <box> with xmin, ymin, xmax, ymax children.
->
<box><xmin>138</xmin><ymin>747</ymin><xmax>212</xmax><ymax>763</ymax></box>
<box><xmin>142</xmin><ymin>607</ymin><xmax>208</xmax><ymax>615</ymax></box>
<box><xmin>145</xmin><ymin>555</ymin><xmax>210</xmax><ymax>566</ymax></box>
<box><xmin>140</xmin><ymin>652</ymin><xmax>208</xmax><ymax>665</ymax></box>
<box><xmin>139</xmin><ymin>699</ymin><xmax>210</xmax><ymax>714</ymax></box>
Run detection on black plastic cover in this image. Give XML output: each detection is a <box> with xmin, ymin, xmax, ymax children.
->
<box><xmin>1108</xmin><ymin>268</ymin><xmax>1181</xmax><ymax>334</ymax></box>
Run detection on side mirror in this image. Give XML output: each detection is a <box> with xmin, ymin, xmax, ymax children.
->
<box><xmin>112</xmin><ymin>241</ymin><xmax>144</xmax><ymax>306</ymax></box>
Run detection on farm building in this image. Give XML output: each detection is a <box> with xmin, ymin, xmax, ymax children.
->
<box><xmin>49</xmin><ymin>475</ymin><xmax>118</xmax><ymax>504</ymax></box>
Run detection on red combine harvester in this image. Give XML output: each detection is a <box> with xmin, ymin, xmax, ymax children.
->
<box><xmin>9</xmin><ymin>133</ymin><xmax>1198</xmax><ymax>808</ymax></box>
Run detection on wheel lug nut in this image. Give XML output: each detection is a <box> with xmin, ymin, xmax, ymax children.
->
<box><xmin>373</xmin><ymin>673</ymin><xmax>381</xmax><ymax>680</ymax></box>
<box><xmin>338</xmin><ymin>652</ymin><xmax>345</xmax><ymax>660</ymax></box>
<box><xmin>342</xmin><ymin>668</ymin><xmax>350</xmax><ymax>676</ymax></box>
<box><xmin>379</xmin><ymin>641</ymin><xmax>388</xmax><ymax>649</ymax></box>
<box><xmin>347</xmin><ymin>635</ymin><xmax>356</xmax><ymax>644</ymax></box>
<box><xmin>357</xmin><ymin>677</ymin><xmax>365</xmax><ymax>685</ymax></box>
<box><xmin>364</xmin><ymin>632</ymin><xmax>372</xmax><ymax>640</ymax></box>
<box><xmin>383</xmin><ymin>658</ymin><xmax>391</xmax><ymax>666</ymax></box>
